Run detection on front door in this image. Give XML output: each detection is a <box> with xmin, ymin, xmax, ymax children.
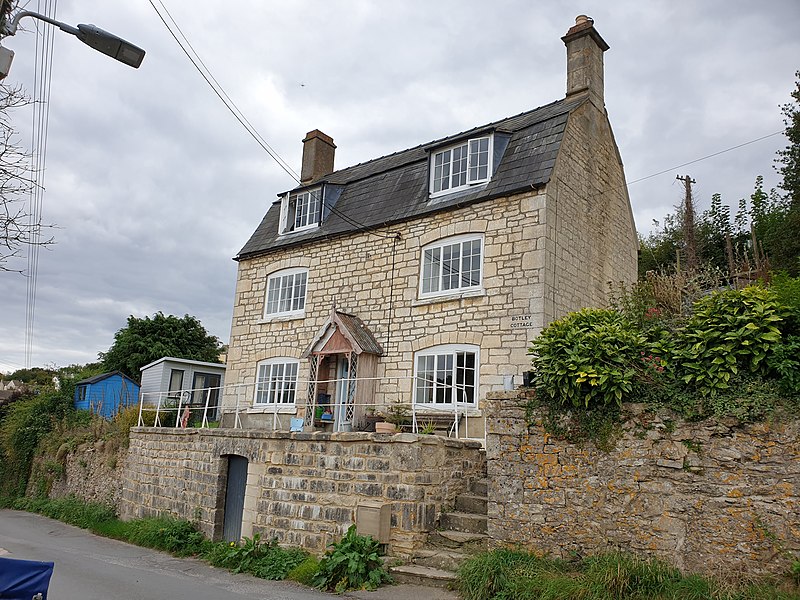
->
<box><xmin>334</xmin><ymin>355</ymin><xmax>354</xmax><ymax>432</ymax></box>
<box><xmin>222</xmin><ymin>455</ymin><xmax>247</xmax><ymax>542</ymax></box>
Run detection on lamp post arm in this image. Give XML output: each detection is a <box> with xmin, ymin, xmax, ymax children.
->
<box><xmin>3</xmin><ymin>10</ymin><xmax>79</xmax><ymax>37</ymax></box>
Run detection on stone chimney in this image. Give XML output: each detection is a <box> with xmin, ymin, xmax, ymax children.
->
<box><xmin>300</xmin><ymin>129</ymin><xmax>336</xmax><ymax>184</ymax></box>
<box><xmin>562</xmin><ymin>15</ymin><xmax>609</xmax><ymax>108</ymax></box>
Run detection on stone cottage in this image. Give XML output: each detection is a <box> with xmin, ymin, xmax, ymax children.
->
<box><xmin>221</xmin><ymin>16</ymin><xmax>637</xmax><ymax>438</ymax></box>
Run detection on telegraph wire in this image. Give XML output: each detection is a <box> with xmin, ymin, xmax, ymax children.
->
<box><xmin>24</xmin><ymin>0</ymin><xmax>57</xmax><ymax>368</ymax></box>
<box><xmin>147</xmin><ymin>1</ymin><xmax>298</xmax><ymax>180</ymax></box>
<box><xmin>621</xmin><ymin>131</ymin><xmax>784</xmax><ymax>190</ymax></box>
<box><xmin>147</xmin><ymin>1</ymin><xmax>398</xmax><ymax>240</ymax></box>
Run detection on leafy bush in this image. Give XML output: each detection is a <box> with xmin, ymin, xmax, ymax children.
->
<box><xmin>0</xmin><ymin>390</ymin><xmax>75</xmax><ymax>499</ymax></box>
<box><xmin>203</xmin><ymin>534</ymin><xmax>308</xmax><ymax>580</ymax></box>
<box><xmin>312</xmin><ymin>524</ymin><xmax>391</xmax><ymax>593</ymax></box>
<box><xmin>529</xmin><ymin>308</ymin><xmax>647</xmax><ymax>409</ymax></box>
<box><xmin>672</xmin><ymin>286</ymin><xmax>788</xmax><ymax>397</ymax></box>
<box><xmin>125</xmin><ymin>516</ymin><xmax>207</xmax><ymax>556</ymax></box>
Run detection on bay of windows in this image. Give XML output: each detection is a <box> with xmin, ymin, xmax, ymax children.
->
<box><xmin>255</xmin><ymin>359</ymin><xmax>299</xmax><ymax>405</ymax></box>
<box><xmin>265</xmin><ymin>268</ymin><xmax>307</xmax><ymax>317</ymax></box>
<box><xmin>414</xmin><ymin>345</ymin><xmax>478</xmax><ymax>405</ymax></box>
<box><xmin>421</xmin><ymin>236</ymin><xmax>482</xmax><ymax>296</ymax></box>
<box><xmin>431</xmin><ymin>135</ymin><xmax>491</xmax><ymax>195</ymax></box>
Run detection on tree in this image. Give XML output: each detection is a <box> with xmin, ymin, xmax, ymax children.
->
<box><xmin>0</xmin><ymin>83</ymin><xmax>52</xmax><ymax>272</ymax></box>
<box><xmin>100</xmin><ymin>313</ymin><xmax>224</xmax><ymax>381</ymax></box>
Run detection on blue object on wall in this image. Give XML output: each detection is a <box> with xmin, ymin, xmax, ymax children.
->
<box><xmin>0</xmin><ymin>556</ymin><xmax>54</xmax><ymax>599</ymax></box>
<box><xmin>74</xmin><ymin>371</ymin><xmax>140</xmax><ymax>419</ymax></box>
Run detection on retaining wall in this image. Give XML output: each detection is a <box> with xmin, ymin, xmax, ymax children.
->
<box><xmin>120</xmin><ymin>428</ymin><xmax>485</xmax><ymax>556</ymax></box>
<box><xmin>485</xmin><ymin>392</ymin><xmax>800</xmax><ymax>577</ymax></box>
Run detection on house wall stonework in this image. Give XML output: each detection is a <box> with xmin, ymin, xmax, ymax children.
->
<box><xmin>544</xmin><ymin>101</ymin><xmax>638</xmax><ymax>323</ymax></box>
<box><xmin>120</xmin><ymin>428</ymin><xmax>484</xmax><ymax>556</ymax></box>
<box><xmin>485</xmin><ymin>392</ymin><xmax>800</xmax><ymax>577</ymax></box>
<box><xmin>224</xmin><ymin>100</ymin><xmax>636</xmax><ymax>429</ymax></box>
<box><xmin>225</xmin><ymin>190</ymin><xmax>552</xmax><ymax>431</ymax></box>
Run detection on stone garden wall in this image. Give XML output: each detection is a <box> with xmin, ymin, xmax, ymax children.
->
<box><xmin>485</xmin><ymin>391</ymin><xmax>800</xmax><ymax>577</ymax></box>
<box><xmin>120</xmin><ymin>428</ymin><xmax>485</xmax><ymax>557</ymax></box>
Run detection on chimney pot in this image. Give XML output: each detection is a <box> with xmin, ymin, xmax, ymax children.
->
<box><xmin>562</xmin><ymin>16</ymin><xmax>609</xmax><ymax>107</ymax></box>
<box><xmin>300</xmin><ymin>129</ymin><xmax>336</xmax><ymax>184</ymax></box>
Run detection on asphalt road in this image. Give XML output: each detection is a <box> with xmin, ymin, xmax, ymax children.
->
<box><xmin>0</xmin><ymin>510</ymin><xmax>458</xmax><ymax>600</ymax></box>
<box><xmin>0</xmin><ymin>509</ymin><xmax>335</xmax><ymax>600</ymax></box>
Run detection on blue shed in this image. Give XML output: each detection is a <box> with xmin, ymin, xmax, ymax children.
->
<box><xmin>74</xmin><ymin>371</ymin><xmax>140</xmax><ymax>419</ymax></box>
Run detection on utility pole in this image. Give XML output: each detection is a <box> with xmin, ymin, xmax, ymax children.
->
<box><xmin>677</xmin><ymin>174</ymin><xmax>698</xmax><ymax>271</ymax></box>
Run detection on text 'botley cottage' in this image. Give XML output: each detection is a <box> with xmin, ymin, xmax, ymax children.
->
<box><xmin>219</xmin><ymin>15</ymin><xmax>638</xmax><ymax>439</ymax></box>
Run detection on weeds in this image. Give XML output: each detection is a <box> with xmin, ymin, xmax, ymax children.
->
<box><xmin>312</xmin><ymin>524</ymin><xmax>392</xmax><ymax>593</ymax></box>
<box><xmin>457</xmin><ymin>549</ymin><xmax>800</xmax><ymax>600</ymax></box>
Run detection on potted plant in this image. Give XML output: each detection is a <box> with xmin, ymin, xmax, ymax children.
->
<box><xmin>376</xmin><ymin>401</ymin><xmax>410</xmax><ymax>433</ymax></box>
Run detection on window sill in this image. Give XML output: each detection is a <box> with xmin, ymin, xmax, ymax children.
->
<box><xmin>277</xmin><ymin>224</ymin><xmax>319</xmax><ymax>237</ymax></box>
<box><xmin>413</xmin><ymin>289</ymin><xmax>485</xmax><ymax>307</ymax></box>
<box><xmin>248</xmin><ymin>405</ymin><xmax>297</xmax><ymax>414</ymax></box>
<box><xmin>259</xmin><ymin>312</ymin><xmax>305</xmax><ymax>324</ymax></box>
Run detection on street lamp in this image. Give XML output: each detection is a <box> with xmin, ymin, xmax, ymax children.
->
<box><xmin>0</xmin><ymin>10</ymin><xmax>145</xmax><ymax>78</ymax></box>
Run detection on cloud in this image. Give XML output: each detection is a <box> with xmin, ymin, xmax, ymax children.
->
<box><xmin>0</xmin><ymin>0</ymin><xmax>798</xmax><ymax>371</ymax></box>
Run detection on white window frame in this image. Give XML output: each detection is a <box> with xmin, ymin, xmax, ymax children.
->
<box><xmin>254</xmin><ymin>358</ymin><xmax>299</xmax><ymax>406</ymax></box>
<box><xmin>279</xmin><ymin>187</ymin><xmax>322</xmax><ymax>234</ymax></box>
<box><xmin>419</xmin><ymin>234</ymin><xmax>483</xmax><ymax>298</ymax></box>
<box><xmin>429</xmin><ymin>135</ymin><xmax>493</xmax><ymax>197</ymax></box>
<box><xmin>413</xmin><ymin>344</ymin><xmax>480</xmax><ymax>407</ymax></box>
<box><xmin>264</xmin><ymin>267</ymin><xmax>308</xmax><ymax>318</ymax></box>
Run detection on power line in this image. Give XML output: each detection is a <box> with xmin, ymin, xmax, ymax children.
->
<box><xmin>148</xmin><ymin>1</ymin><xmax>398</xmax><ymax>240</ymax></box>
<box><xmin>24</xmin><ymin>0</ymin><xmax>57</xmax><ymax>368</ymax></box>
<box><xmin>626</xmin><ymin>131</ymin><xmax>783</xmax><ymax>187</ymax></box>
<box><xmin>147</xmin><ymin>1</ymin><xmax>298</xmax><ymax>181</ymax></box>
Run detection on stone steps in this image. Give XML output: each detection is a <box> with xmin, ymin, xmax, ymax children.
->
<box><xmin>439</xmin><ymin>510</ymin><xmax>487</xmax><ymax>534</ymax></box>
<box><xmin>389</xmin><ymin>564</ymin><xmax>456</xmax><ymax>589</ymax></box>
<box><xmin>455</xmin><ymin>492</ymin><xmax>487</xmax><ymax>514</ymax></box>
<box><xmin>393</xmin><ymin>471</ymin><xmax>489</xmax><ymax>589</ymax></box>
<box><xmin>413</xmin><ymin>548</ymin><xmax>471</xmax><ymax>572</ymax></box>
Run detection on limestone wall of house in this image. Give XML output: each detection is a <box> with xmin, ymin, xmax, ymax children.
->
<box><xmin>120</xmin><ymin>428</ymin><xmax>485</xmax><ymax>556</ymax></box>
<box><xmin>544</xmin><ymin>101</ymin><xmax>638</xmax><ymax>324</ymax></box>
<box><xmin>225</xmin><ymin>190</ymin><xmax>551</xmax><ymax>430</ymax></box>
<box><xmin>485</xmin><ymin>392</ymin><xmax>800</xmax><ymax>577</ymax></box>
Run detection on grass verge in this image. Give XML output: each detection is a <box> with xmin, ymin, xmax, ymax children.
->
<box><xmin>12</xmin><ymin>496</ymin><xmax>307</xmax><ymax>580</ymax></box>
<box><xmin>457</xmin><ymin>549</ymin><xmax>800</xmax><ymax>600</ymax></box>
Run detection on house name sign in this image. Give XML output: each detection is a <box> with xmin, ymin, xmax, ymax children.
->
<box><xmin>510</xmin><ymin>314</ymin><xmax>535</xmax><ymax>329</ymax></box>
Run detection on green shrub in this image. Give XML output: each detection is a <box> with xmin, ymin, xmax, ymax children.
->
<box><xmin>287</xmin><ymin>555</ymin><xmax>321</xmax><ymax>586</ymax></box>
<box><xmin>312</xmin><ymin>524</ymin><xmax>391</xmax><ymax>593</ymax></box>
<box><xmin>203</xmin><ymin>534</ymin><xmax>308</xmax><ymax>580</ymax></box>
<box><xmin>672</xmin><ymin>286</ymin><xmax>788</xmax><ymax>397</ymax></box>
<box><xmin>0</xmin><ymin>391</ymin><xmax>76</xmax><ymax>499</ymax></box>
<box><xmin>13</xmin><ymin>495</ymin><xmax>116</xmax><ymax>530</ymax></box>
<box><xmin>529</xmin><ymin>308</ymin><xmax>647</xmax><ymax>409</ymax></box>
<box><xmin>125</xmin><ymin>516</ymin><xmax>206</xmax><ymax>556</ymax></box>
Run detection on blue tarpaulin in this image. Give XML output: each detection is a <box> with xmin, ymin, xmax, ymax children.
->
<box><xmin>0</xmin><ymin>556</ymin><xmax>54</xmax><ymax>599</ymax></box>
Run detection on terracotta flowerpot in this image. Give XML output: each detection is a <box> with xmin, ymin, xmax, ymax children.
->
<box><xmin>374</xmin><ymin>421</ymin><xmax>397</xmax><ymax>434</ymax></box>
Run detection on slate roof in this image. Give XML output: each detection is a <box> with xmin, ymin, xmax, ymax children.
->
<box><xmin>237</xmin><ymin>96</ymin><xmax>587</xmax><ymax>260</ymax></box>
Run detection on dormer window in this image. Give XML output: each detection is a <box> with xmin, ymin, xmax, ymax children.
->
<box><xmin>280</xmin><ymin>187</ymin><xmax>321</xmax><ymax>234</ymax></box>
<box><xmin>430</xmin><ymin>135</ymin><xmax>493</xmax><ymax>197</ymax></box>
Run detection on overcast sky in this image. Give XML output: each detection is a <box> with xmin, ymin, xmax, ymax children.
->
<box><xmin>0</xmin><ymin>0</ymin><xmax>797</xmax><ymax>373</ymax></box>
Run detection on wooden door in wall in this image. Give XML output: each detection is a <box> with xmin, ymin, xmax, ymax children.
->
<box><xmin>222</xmin><ymin>455</ymin><xmax>248</xmax><ymax>542</ymax></box>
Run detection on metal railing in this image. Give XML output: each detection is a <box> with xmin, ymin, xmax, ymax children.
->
<box><xmin>136</xmin><ymin>375</ymin><xmax>482</xmax><ymax>441</ymax></box>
